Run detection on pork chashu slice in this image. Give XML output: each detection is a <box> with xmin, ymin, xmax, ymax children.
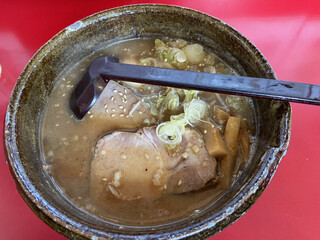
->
<box><xmin>89</xmin><ymin>80</ymin><xmax>154</xmax><ymax>129</ymax></box>
<box><xmin>50</xmin><ymin>80</ymin><xmax>154</xmax><ymax>200</ymax></box>
<box><xmin>90</xmin><ymin>127</ymin><xmax>217</xmax><ymax>202</ymax></box>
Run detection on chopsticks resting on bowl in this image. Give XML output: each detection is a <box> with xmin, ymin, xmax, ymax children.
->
<box><xmin>70</xmin><ymin>56</ymin><xmax>320</xmax><ymax>120</ymax></box>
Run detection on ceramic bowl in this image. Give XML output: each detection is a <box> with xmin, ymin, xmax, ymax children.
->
<box><xmin>4</xmin><ymin>4</ymin><xmax>291</xmax><ymax>239</ymax></box>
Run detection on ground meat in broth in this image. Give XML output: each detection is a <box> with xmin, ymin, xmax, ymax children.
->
<box><xmin>41</xmin><ymin>38</ymin><xmax>256</xmax><ymax>225</ymax></box>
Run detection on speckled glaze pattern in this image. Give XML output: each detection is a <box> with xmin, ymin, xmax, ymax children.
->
<box><xmin>4</xmin><ymin>4</ymin><xmax>291</xmax><ymax>240</ymax></box>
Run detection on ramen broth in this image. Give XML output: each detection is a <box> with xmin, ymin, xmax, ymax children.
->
<box><xmin>41</xmin><ymin>38</ymin><xmax>257</xmax><ymax>225</ymax></box>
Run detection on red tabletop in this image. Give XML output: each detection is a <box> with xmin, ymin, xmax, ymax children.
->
<box><xmin>1</xmin><ymin>1</ymin><xmax>320</xmax><ymax>239</ymax></box>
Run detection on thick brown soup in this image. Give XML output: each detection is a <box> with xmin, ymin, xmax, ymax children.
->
<box><xmin>41</xmin><ymin>38</ymin><xmax>257</xmax><ymax>225</ymax></box>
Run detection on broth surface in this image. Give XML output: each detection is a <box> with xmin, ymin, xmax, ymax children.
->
<box><xmin>41</xmin><ymin>39</ymin><xmax>257</xmax><ymax>225</ymax></box>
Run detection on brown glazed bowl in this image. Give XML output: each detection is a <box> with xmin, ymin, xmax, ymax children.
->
<box><xmin>4</xmin><ymin>4</ymin><xmax>291</xmax><ymax>240</ymax></box>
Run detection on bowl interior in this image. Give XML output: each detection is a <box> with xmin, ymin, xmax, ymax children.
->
<box><xmin>5</xmin><ymin>5</ymin><xmax>291</xmax><ymax>239</ymax></box>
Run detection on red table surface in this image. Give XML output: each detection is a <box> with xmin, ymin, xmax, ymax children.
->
<box><xmin>1</xmin><ymin>0</ymin><xmax>320</xmax><ymax>239</ymax></box>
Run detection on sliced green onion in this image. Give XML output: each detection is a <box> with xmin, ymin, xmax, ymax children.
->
<box><xmin>204</xmin><ymin>65</ymin><xmax>216</xmax><ymax>73</ymax></box>
<box><xmin>156</xmin><ymin>96</ymin><xmax>165</xmax><ymax>107</ymax></box>
<box><xmin>163</xmin><ymin>91</ymin><xmax>180</xmax><ymax>111</ymax></box>
<box><xmin>168</xmin><ymin>48</ymin><xmax>187</xmax><ymax>63</ymax></box>
<box><xmin>183</xmin><ymin>89</ymin><xmax>199</xmax><ymax>103</ymax></box>
<box><xmin>170</xmin><ymin>113</ymin><xmax>187</xmax><ymax>126</ymax></box>
<box><xmin>156</xmin><ymin>121</ymin><xmax>184</xmax><ymax>149</ymax></box>
<box><xmin>183</xmin><ymin>44</ymin><xmax>204</xmax><ymax>65</ymax></box>
<box><xmin>150</xmin><ymin>104</ymin><xmax>158</xmax><ymax>116</ymax></box>
<box><xmin>140</xmin><ymin>57</ymin><xmax>157</xmax><ymax>66</ymax></box>
<box><xmin>184</xmin><ymin>99</ymin><xmax>208</xmax><ymax>125</ymax></box>
<box><xmin>155</xmin><ymin>39</ymin><xmax>167</xmax><ymax>48</ymax></box>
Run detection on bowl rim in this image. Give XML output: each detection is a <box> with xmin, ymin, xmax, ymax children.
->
<box><xmin>4</xmin><ymin>4</ymin><xmax>292</xmax><ymax>239</ymax></box>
